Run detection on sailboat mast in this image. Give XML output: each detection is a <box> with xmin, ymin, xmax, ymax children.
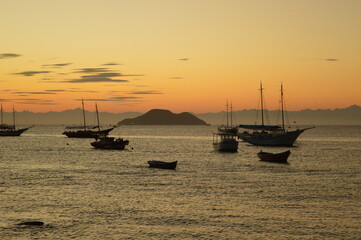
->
<box><xmin>12</xmin><ymin>106</ymin><xmax>16</xmax><ymax>130</ymax></box>
<box><xmin>226</xmin><ymin>99</ymin><xmax>229</xmax><ymax>128</ymax></box>
<box><xmin>281</xmin><ymin>83</ymin><xmax>285</xmax><ymax>130</ymax></box>
<box><xmin>1</xmin><ymin>103</ymin><xmax>3</xmax><ymax>125</ymax></box>
<box><xmin>260</xmin><ymin>82</ymin><xmax>264</xmax><ymax>126</ymax></box>
<box><xmin>230</xmin><ymin>102</ymin><xmax>233</xmax><ymax>127</ymax></box>
<box><xmin>95</xmin><ymin>102</ymin><xmax>101</xmax><ymax>132</ymax></box>
<box><xmin>82</xmin><ymin>99</ymin><xmax>87</xmax><ymax>130</ymax></box>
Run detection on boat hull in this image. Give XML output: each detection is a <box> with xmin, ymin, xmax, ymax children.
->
<box><xmin>0</xmin><ymin>128</ymin><xmax>30</xmax><ymax>136</ymax></box>
<box><xmin>148</xmin><ymin>161</ymin><xmax>177</xmax><ymax>169</ymax></box>
<box><xmin>257</xmin><ymin>150</ymin><xmax>291</xmax><ymax>163</ymax></box>
<box><xmin>91</xmin><ymin>138</ymin><xmax>129</xmax><ymax>150</ymax></box>
<box><xmin>238</xmin><ymin>129</ymin><xmax>303</xmax><ymax>147</ymax></box>
<box><xmin>63</xmin><ymin>128</ymin><xmax>113</xmax><ymax>138</ymax></box>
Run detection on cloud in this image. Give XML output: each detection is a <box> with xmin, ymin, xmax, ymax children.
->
<box><xmin>324</xmin><ymin>58</ymin><xmax>339</xmax><ymax>61</ymax></box>
<box><xmin>111</xmin><ymin>96</ymin><xmax>142</xmax><ymax>100</ymax></box>
<box><xmin>65</xmin><ymin>71</ymin><xmax>144</xmax><ymax>83</ymax></box>
<box><xmin>73</xmin><ymin>68</ymin><xmax>111</xmax><ymax>73</ymax></box>
<box><xmin>0</xmin><ymin>53</ymin><xmax>21</xmax><ymax>59</ymax></box>
<box><xmin>81</xmin><ymin>96</ymin><xmax>142</xmax><ymax>102</ymax></box>
<box><xmin>42</xmin><ymin>63</ymin><xmax>72</xmax><ymax>68</ymax></box>
<box><xmin>126</xmin><ymin>90</ymin><xmax>163</xmax><ymax>95</ymax></box>
<box><xmin>12</xmin><ymin>99</ymin><xmax>57</xmax><ymax>105</ymax></box>
<box><xmin>45</xmin><ymin>89</ymin><xmax>66</xmax><ymax>93</ymax></box>
<box><xmin>101</xmin><ymin>62</ymin><xmax>121</xmax><ymax>66</ymax></box>
<box><xmin>170</xmin><ymin>77</ymin><xmax>183</xmax><ymax>79</ymax></box>
<box><xmin>66</xmin><ymin>77</ymin><xmax>129</xmax><ymax>83</ymax></box>
<box><xmin>14</xmin><ymin>71</ymin><xmax>51</xmax><ymax>76</ymax></box>
<box><xmin>178</xmin><ymin>58</ymin><xmax>189</xmax><ymax>61</ymax></box>
<box><xmin>13</xmin><ymin>91</ymin><xmax>57</xmax><ymax>95</ymax></box>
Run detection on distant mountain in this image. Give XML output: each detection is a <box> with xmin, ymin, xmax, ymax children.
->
<box><xmin>5</xmin><ymin>108</ymin><xmax>142</xmax><ymax>126</ymax></box>
<box><xmin>195</xmin><ymin>105</ymin><xmax>361</xmax><ymax>125</ymax></box>
<box><xmin>117</xmin><ymin>109</ymin><xmax>208</xmax><ymax>125</ymax></box>
<box><xmin>3</xmin><ymin>105</ymin><xmax>360</xmax><ymax>126</ymax></box>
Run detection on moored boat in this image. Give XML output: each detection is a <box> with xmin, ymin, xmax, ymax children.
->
<box><xmin>238</xmin><ymin>83</ymin><xmax>314</xmax><ymax>146</ymax></box>
<box><xmin>213</xmin><ymin>101</ymin><xmax>239</xmax><ymax>152</ymax></box>
<box><xmin>91</xmin><ymin>136</ymin><xmax>129</xmax><ymax>150</ymax></box>
<box><xmin>257</xmin><ymin>150</ymin><xmax>291</xmax><ymax>163</ymax></box>
<box><xmin>63</xmin><ymin>100</ymin><xmax>113</xmax><ymax>138</ymax></box>
<box><xmin>0</xmin><ymin>105</ymin><xmax>30</xmax><ymax>137</ymax></box>
<box><xmin>148</xmin><ymin>160</ymin><xmax>177</xmax><ymax>169</ymax></box>
<box><xmin>213</xmin><ymin>132</ymin><xmax>239</xmax><ymax>152</ymax></box>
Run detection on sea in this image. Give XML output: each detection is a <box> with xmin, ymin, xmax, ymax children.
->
<box><xmin>0</xmin><ymin>125</ymin><xmax>360</xmax><ymax>240</ymax></box>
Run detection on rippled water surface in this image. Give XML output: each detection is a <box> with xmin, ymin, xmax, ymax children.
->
<box><xmin>0</xmin><ymin>125</ymin><xmax>360</xmax><ymax>239</ymax></box>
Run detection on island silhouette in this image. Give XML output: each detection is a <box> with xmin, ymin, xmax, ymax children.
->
<box><xmin>117</xmin><ymin>109</ymin><xmax>208</xmax><ymax>125</ymax></box>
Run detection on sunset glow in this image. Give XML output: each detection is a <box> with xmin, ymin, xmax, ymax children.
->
<box><xmin>1</xmin><ymin>0</ymin><xmax>360</xmax><ymax>113</ymax></box>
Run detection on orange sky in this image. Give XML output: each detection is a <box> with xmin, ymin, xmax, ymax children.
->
<box><xmin>1</xmin><ymin>0</ymin><xmax>360</xmax><ymax>113</ymax></box>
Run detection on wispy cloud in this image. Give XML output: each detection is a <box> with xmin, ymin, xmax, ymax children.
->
<box><xmin>85</xmin><ymin>73</ymin><xmax>143</xmax><ymax>78</ymax></box>
<box><xmin>0</xmin><ymin>53</ymin><xmax>21</xmax><ymax>59</ymax></box>
<box><xmin>170</xmin><ymin>77</ymin><xmax>183</xmax><ymax>79</ymax></box>
<box><xmin>42</xmin><ymin>63</ymin><xmax>72</xmax><ymax>68</ymax></box>
<box><xmin>66</xmin><ymin>77</ymin><xmax>129</xmax><ymax>83</ymax></box>
<box><xmin>13</xmin><ymin>91</ymin><xmax>57</xmax><ymax>95</ymax></box>
<box><xmin>45</xmin><ymin>89</ymin><xmax>66</xmax><ymax>93</ymax></box>
<box><xmin>14</xmin><ymin>71</ymin><xmax>51</xmax><ymax>76</ymax></box>
<box><xmin>111</xmin><ymin>96</ymin><xmax>142</xmax><ymax>100</ymax></box>
<box><xmin>324</xmin><ymin>58</ymin><xmax>339</xmax><ymax>62</ymax></box>
<box><xmin>66</xmin><ymin>70</ymin><xmax>144</xmax><ymax>83</ymax></box>
<box><xmin>12</xmin><ymin>99</ymin><xmax>57</xmax><ymax>105</ymax></box>
<box><xmin>73</xmin><ymin>68</ymin><xmax>111</xmax><ymax>73</ymax></box>
<box><xmin>81</xmin><ymin>96</ymin><xmax>143</xmax><ymax>102</ymax></box>
<box><xmin>126</xmin><ymin>90</ymin><xmax>163</xmax><ymax>95</ymax></box>
<box><xmin>101</xmin><ymin>62</ymin><xmax>121</xmax><ymax>66</ymax></box>
<box><xmin>178</xmin><ymin>58</ymin><xmax>189</xmax><ymax>61</ymax></box>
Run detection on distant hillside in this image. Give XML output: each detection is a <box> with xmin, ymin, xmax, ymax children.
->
<box><xmin>6</xmin><ymin>108</ymin><xmax>142</xmax><ymax>126</ymax></box>
<box><xmin>195</xmin><ymin>105</ymin><xmax>361</xmax><ymax>125</ymax></box>
<box><xmin>117</xmin><ymin>109</ymin><xmax>208</xmax><ymax>125</ymax></box>
<box><xmin>3</xmin><ymin>105</ymin><xmax>360</xmax><ymax>126</ymax></box>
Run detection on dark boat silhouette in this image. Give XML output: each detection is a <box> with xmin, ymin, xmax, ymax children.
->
<box><xmin>63</xmin><ymin>100</ymin><xmax>113</xmax><ymax>138</ymax></box>
<box><xmin>257</xmin><ymin>150</ymin><xmax>291</xmax><ymax>163</ymax></box>
<box><xmin>0</xmin><ymin>105</ymin><xmax>30</xmax><ymax>137</ymax></box>
<box><xmin>148</xmin><ymin>160</ymin><xmax>177</xmax><ymax>169</ymax></box>
<box><xmin>238</xmin><ymin>83</ymin><xmax>314</xmax><ymax>146</ymax></box>
<box><xmin>91</xmin><ymin>136</ymin><xmax>129</xmax><ymax>150</ymax></box>
<box><xmin>213</xmin><ymin>101</ymin><xmax>239</xmax><ymax>152</ymax></box>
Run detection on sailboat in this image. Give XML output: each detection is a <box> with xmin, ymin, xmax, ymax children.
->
<box><xmin>0</xmin><ymin>104</ymin><xmax>30</xmax><ymax>136</ymax></box>
<box><xmin>213</xmin><ymin>101</ymin><xmax>239</xmax><ymax>152</ymax></box>
<box><xmin>62</xmin><ymin>99</ymin><xmax>113</xmax><ymax>138</ymax></box>
<box><xmin>238</xmin><ymin>83</ymin><xmax>314</xmax><ymax>146</ymax></box>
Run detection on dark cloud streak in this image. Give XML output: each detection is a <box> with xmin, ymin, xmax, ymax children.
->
<box><xmin>324</xmin><ymin>58</ymin><xmax>339</xmax><ymax>61</ymax></box>
<box><xmin>66</xmin><ymin>77</ymin><xmax>129</xmax><ymax>83</ymax></box>
<box><xmin>0</xmin><ymin>53</ymin><xmax>21</xmax><ymax>59</ymax></box>
<box><xmin>42</xmin><ymin>63</ymin><xmax>72</xmax><ymax>68</ymax></box>
<box><xmin>126</xmin><ymin>91</ymin><xmax>163</xmax><ymax>95</ymax></box>
<box><xmin>14</xmin><ymin>71</ymin><xmax>51</xmax><ymax>76</ymax></box>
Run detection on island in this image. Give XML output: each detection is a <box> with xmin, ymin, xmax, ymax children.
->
<box><xmin>117</xmin><ymin>109</ymin><xmax>209</xmax><ymax>125</ymax></box>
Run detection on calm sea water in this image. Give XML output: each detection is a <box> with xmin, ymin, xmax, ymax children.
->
<box><xmin>0</xmin><ymin>125</ymin><xmax>360</xmax><ymax>239</ymax></box>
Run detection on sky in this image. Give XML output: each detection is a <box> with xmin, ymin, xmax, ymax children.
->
<box><xmin>1</xmin><ymin>0</ymin><xmax>360</xmax><ymax>113</ymax></box>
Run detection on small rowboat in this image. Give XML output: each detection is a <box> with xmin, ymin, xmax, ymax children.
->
<box><xmin>147</xmin><ymin>161</ymin><xmax>177</xmax><ymax>169</ymax></box>
<box><xmin>257</xmin><ymin>150</ymin><xmax>291</xmax><ymax>163</ymax></box>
